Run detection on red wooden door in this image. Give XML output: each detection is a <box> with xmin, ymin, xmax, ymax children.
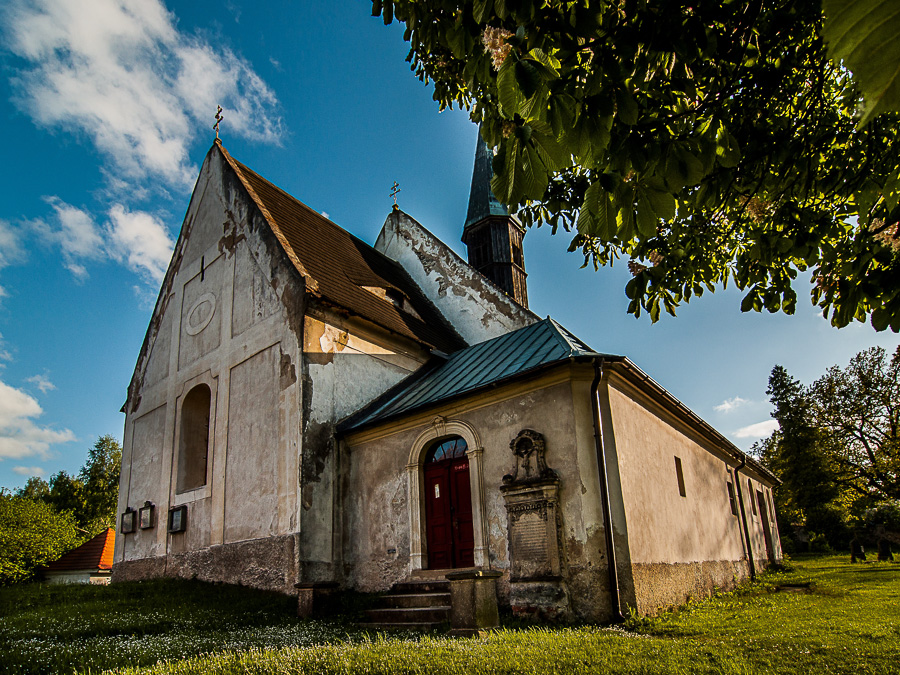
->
<box><xmin>451</xmin><ymin>460</ymin><xmax>475</xmax><ymax>567</ymax></box>
<box><xmin>425</xmin><ymin>455</ymin><xmax>475</xmax><ymax>569</ymax></box>
<box><xmin>425</xmin><ymin>463</ymin><xmax>453</xmax><ymax>569</ymax></box>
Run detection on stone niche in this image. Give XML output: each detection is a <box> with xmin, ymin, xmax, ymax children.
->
<box><xmin>500</xmin><ymin>429</ymin><xmax>569</xmax><ymax>620</ymax></box>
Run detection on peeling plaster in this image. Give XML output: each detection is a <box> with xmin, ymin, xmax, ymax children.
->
<box><xmin>375</xmin><ymin>210</ymin><xmax>537</xmax><ymax>344</ymax></box>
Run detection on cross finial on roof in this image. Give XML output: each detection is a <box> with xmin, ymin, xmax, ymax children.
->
<box><xmin>214</xmin><ymin>105</ymin><xmax>224</xmax><ymax>140</ymax></box>
<box><xmin>390</xmin><ymin>181</ymin><xmax>401</xmax><ymax>210</ymax></box>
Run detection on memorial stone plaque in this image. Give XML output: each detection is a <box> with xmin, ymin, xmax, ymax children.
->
<box><xmin>501</xmin><ymin>430</ymin><xmax>563</xmax><ymax>581</ymax></box>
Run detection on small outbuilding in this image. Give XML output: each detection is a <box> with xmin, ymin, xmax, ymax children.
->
<box><xmin>43</xmin><ymin>528</ymin><xmax>115</xmax><ymax>585</ymax></box>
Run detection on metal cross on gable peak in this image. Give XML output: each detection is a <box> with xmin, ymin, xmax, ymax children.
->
<box><xmin>390</xmin><ymin>181</ymin><xmax>401</xmax><ymax>209</ymax></box>
<box><xmin>213</xmin><ymin>105</ymin><xmax>224</xmax><ymax>140</ymax></box>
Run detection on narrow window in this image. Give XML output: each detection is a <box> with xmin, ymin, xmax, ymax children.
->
<box><xmin>469</xmin><ymin>230</ymin><xmax>493</xmax><ymax>269</ymax></box>
<box><xmin>177</xmin><ymin>384</ymin><xmax>211</xmax><ymax>493</ymax></box>
<box><xmin>749</xmin><ymin>478</ymin><xmax>757</xmax><ymax>515</ymax></box>
<box><xmin>726</xmin><ymin>468</ymin><xmax>739</xmax><ymax>516</ymax></box>
<box><xmin>726</xmin><ymin>481</ymin><xmax>739</xmax><ymax>516</ymax></box>
<box><xmin>512</xmin><ymin>241</ymin><xmax>524</xmax><ymax>267</ymax></box>
<box><xmin>674</xmin><ymin>456</ymin><xmax>686</xmax><ymax>497</ymax></box>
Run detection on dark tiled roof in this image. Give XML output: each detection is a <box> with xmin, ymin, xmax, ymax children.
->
<box><xmin>43</xmin><ymin>528</ymin><xmax>115</xmax><ymax>572</ymax></box>
<box><xmin>217</xmin><ymin>143</ymin><xmax>465</xmax><ymax>354</ymax></box>
<box><xmin>339</xmin><ymin>318</ymin><xmax>620</xmax><ymax>433</ymax></box>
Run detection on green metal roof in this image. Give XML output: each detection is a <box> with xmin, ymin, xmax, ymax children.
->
<box><xmin>338</xmin><ymin>318</ymin><xmax>620</xmax><ymax>434</ymax></box>
<box><xmin>464</xmin><ymin>132</ymin><xmax>511</xmax><ymax>230</ymax></box>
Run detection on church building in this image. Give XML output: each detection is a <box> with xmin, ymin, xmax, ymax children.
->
<box><xmin>112</xmin><ymin>136</ymin><xmax>781</xmax><ymax>623</ymax></box>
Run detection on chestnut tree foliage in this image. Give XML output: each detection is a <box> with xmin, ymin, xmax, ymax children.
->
<box><xmin>373</xmin><ymin>0</ymin><xmax>900</xmax><ymax>329</ymax></box>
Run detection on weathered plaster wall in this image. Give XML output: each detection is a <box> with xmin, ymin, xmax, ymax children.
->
<box><xmin>299</xmin><ymin>313</ymin><xmax>428</xmax><ymax>582</ymax></box>
<box><xmin>343</xmin><ymin>370</ymin><xmax>618</xmax><ymax>622</ymax></box>
<box><xmin>603</xmin><ymin>372</ymin><xmax>780</xmax><ymax>613</ymax></box>
<box><xmin>739</xmin><ymin>468</ymin><xmax>783</xmax><ymax>566</ymax></box>
<box><xmin>114</xmin><ymin>146</ymin><xmax>305</xmax><ymax>594</ymax></box>
<box><xmin>374</xmin><ymin>209</ymin><xmax>537</xmax><ymax>345</ymax></box>
<box><xmin>112</xmin><ymin>534</ymin><xmax>300</xmax><ymax>593</ymax></box>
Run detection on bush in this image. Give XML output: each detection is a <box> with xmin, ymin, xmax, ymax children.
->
<box><xmin>0</xmin><ymin>491</ymin><xmax>78</xmax><ymax>585</ymax></box>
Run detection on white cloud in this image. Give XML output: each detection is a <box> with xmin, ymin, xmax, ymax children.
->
<box><xmin>714</xmin><ymin>396</ymin><xmax>749</xmax><ymax>413</ymax></box>
<box><xmin>25</xmin><ymin>373</ymin><xmax>56</xmax><ymax>394</ymax></box>
<box><xmin>27</xmin><ymin>198</ymin><xmax>175</xmax><ymax>283</ymax></box>
<box><xmin>106</xmin><ymin>204</ymin><xmax>174</xmax><ymax>283</ymax></box>
<box><xmin>0</xmin><ymin>220</ymin><xmax>25</xmax><ymax>303</ymax></box>
<box><xmin>4</xmin><ymin>0</ymin><xmax>282</xmax><ymax>192</ymax></box>
<box><xmin>12</xmin><ymin>465</ymin><xmax>46</xmax><ymax>477</ymax></box>
<box><xmin>31</xmin><ymin>197</ymin><xmax>104</xmax><ymax>279</ymax></box>
<box><xmin>0</xmin><ymin>219</ymin><xmax>24</xmax><ymax>270</ymax></box>
<box><xmin>733</xmin><ymin>420</ymin><xmax>779</xmax><ymax>440</ymax></box>
<box><xmin>0</xmin><ymin>332</ymin><xmax>12</xmax><ymax>365</ymax></box>
<box><xmin>0</xmin><ymin>378</ymin><xmax>74</xmax><ymax>460</ymax></box>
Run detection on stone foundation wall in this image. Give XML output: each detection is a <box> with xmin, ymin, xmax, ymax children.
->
<box><xmin>630</xmin><ymin>558</ymin><xmax>751</xmax><ymax>614</ymax></box>
<box><xmin>111</xmin><ymin>534</ymin><xmax>302</xmax><ymax>595</ymax></box>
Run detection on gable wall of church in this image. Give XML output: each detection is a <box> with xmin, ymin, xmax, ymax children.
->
<box><xmin>298</xmin><ymin>311</ymin><xmax>429</xmax><ymax>582</ymax></box>
<box><xmin>114</xmin><ymin>150</ymin><xmax>306</xmax><ymax>592</ymax></box>
<box><xmin>375</xmin><ymin>210</ymin><xmax>536</xmax><ymax>344</ymax></box>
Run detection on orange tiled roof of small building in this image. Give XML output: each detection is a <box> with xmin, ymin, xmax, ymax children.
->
<box><xmin>43</xmin><ymin>528</ymin><xmax>115</xmax><ymax>572</ymax></box>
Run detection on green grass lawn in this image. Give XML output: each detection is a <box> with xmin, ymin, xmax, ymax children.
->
<box><xmin>1</xmin><ymin>556</ymin><xmax>897</xmax><ymax>674</ymax></box>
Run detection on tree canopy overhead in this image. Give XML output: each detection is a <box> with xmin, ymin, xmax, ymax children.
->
<box><xmin>374</xmin><ymin>0</ymin><xmax>900</xmax><ymax>330</ymax></box>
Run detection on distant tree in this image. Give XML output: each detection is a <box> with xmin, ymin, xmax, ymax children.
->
<box><xmin>809</xmin><ymin>346</ymin><xmax>900</xmax><ymax>502</ymax></box>
<box><xmin>78</xmin><ymin>435</ymin><xmax>122</xmax><ymax>532</ymax></box>
<box><xmin>759</xmin><ymin>347</ymin><xmax>900</xmax><ymax>549</ymax></box>
<box><xmin>0</xmin><ymin>490</ymin><xmax>78</xmax><ymax>585</ymax></box>
<box><xmin>15</xmin><ymin>476</ymin><xmax>50</xmax><ymax>501</ymax></box>
<box><xmin>374</xmin><ymin>0</ymin><xmax>900</xmax><ymax>329</ymax></box>
<box><xmin>46</xmin><ymin>471</ymin><xmax>86</xmax><ymax>524</ymax></box>
<box><xmin>757</xmin><ymin>366</ymin><xmax>849</xmax><ymax>546</ymax></box>
<box><xmin>15</xmin><ymin>436</ymin><xmax>122</xmax><ymax>539</ymax></box>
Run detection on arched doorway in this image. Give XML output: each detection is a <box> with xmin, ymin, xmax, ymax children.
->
<box><xmin>424</xmin><ymin>436</ymin><xmax>475</xmax><ymax>569</ymax></box>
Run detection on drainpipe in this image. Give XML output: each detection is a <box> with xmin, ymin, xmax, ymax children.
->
<box><xmin>591</xmin><ymin>359</ymin><xmax>625</xmax><ymax>622</ymax></box>
<box><xmin>733</xmin><ymin>455</ymin><xmax>756</xmax><ymax>581</ymax></box>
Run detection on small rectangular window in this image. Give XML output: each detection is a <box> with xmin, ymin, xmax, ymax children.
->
<box><xmin>726</xmin><ymin>482</ymin><xmax>738</xmax><ymax>516</ymax></box>
<box><xmin>674</xmin><ymin>456</ymin><xmax>686</xmax><ymax>497</ymax></box>
<box><xmin>749</xmin><ymin>479</ymin><xmax>757</xmax><ymax>515</ymax></box>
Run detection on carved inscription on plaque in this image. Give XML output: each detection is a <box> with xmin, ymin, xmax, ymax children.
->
<box><xmin>511</xmin><ymin>506</ymin><xmax>550</xmax><ymax>564</ymax></box>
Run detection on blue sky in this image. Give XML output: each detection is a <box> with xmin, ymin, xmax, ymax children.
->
<box><xmin>0</xmin><ymin>0</ymin><xmax>897</xmax><ymax>491</ymax></box>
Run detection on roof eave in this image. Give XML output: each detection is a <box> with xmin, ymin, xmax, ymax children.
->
<box><xmin>338</xmin><ymin>354</ymin><xmax>622</xmax><ymax>438</ymax></box>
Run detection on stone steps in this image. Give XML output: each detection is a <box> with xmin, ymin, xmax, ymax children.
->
<box><xmin>360</xmin><ymin>579</ymin><xmax>451</xmax><ymax>631</ymax></box>
<box><xmin>379</xmin><ymin>592</ymin><xmax>451</xmax><ymax>608</ymax></box>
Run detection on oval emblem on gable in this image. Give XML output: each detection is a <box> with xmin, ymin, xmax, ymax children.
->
<box><xmin>185</xmin><ymin>293</ymin><xmax>216</xmax><ymax>335</ymax></box>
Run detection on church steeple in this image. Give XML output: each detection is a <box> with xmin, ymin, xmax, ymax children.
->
<box><xmin>462</xmin><ymin>132</ymin><xmax>528</xmax><ymax>308</ymax></box>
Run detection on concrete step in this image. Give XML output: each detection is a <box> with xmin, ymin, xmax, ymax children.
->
<box><xmin>364</xmin><ymin>605</ymin><xmax>451</xmax><ymax>624</ymax></box>
<box><xmin>410</xmin><ymin>567</ymin><xmax>476</xmax><ymax>581</ymax></box>
<box><xmin>377</xmin><ymin>592</ymin><xmax>451</xmax><ymax>609</ymax></box>
<box><xmin>391</xmin><ymin>580</ymin><xmax>450</xmax><ymax>594</ymax></box>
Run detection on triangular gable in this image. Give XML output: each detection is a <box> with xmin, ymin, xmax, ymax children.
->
<box><xmin>125</xmin><ymin>142</ymin><xmax>466</xmax><ymax>411</ymax></box>
<box><xmin>216</xmin><ymin>142</ymin><xmax>465</xmax><ymax>354</ymax></box>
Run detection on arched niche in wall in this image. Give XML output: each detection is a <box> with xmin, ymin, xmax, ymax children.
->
<box><xmin>407</xmin><ymin>419</ymin><xmax>488</xmax><ymax>570</ymax></box>
<box><xmin>174</xmin><ymin>373</ymin><xmax>217</xmax><ymax>496</ymax></box>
